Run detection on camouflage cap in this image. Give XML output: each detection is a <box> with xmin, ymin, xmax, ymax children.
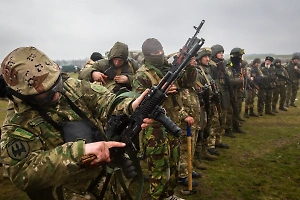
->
<box><xmin>241</xmin><ymin>60</ymin><xmax>248</xmax><ymax>68</ymax></box>
<box><xmin>1</xmin><ymin>46</ymin><xmax>60</xmax><ymax>96</ymax></box>
<box><xmin>196</xmin><ymin>47</ymin><xmax>212</xmax><ymax>60</ymax></box>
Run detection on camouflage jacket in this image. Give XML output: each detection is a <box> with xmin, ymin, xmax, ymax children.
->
<box><xmin>78</xmin><ymin>58</ymin><xmax>140</xmax><ymax>93</ymax></box>
<box><xmin>132</xmin><ymin>62</ymin><xmax>190</xmax><ymax>128</ymax></box>
<box><xmin>260</xmin><ymin>62</ymin><xmax>277</xmax><ymax>88</ymax></box>
<box><xmin>286</xmin><ymin>61</ymin><xmax>300</xmax><ymax>81</ymax></box>
<box><xmin>0</xmin><ymin>78</ymin><xmax>134</xmax><ymax>198</ymax></box>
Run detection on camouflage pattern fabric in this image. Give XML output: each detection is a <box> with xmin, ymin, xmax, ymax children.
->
<box><xmin>78</xmin><ymin>42</ymin><xmax>140</xmax><ymax>93</ymax></box>
<box><xmin>0</xmin><ymin>78</ymin><xmax>134</xmax><ymax>200</ymax></box>
<box><xmin>178</xmin><ymin>88</ymin><xmax>200</xmax><ymax>179</ymax></box>
<box><xmin>196</xmin><ymin>64</ymin><xmax>222</xmax><ymax>148</ymax></box>
<box><xmin>286</xmin><ymin>60</ymin><xmax>300</xmax><ymax>104</ymax></box>
<box><xmin>132</xmin><ymin>62</ymin><xmax>187</xmax><ymax>199</ymax></box>
<box><xmin>225</xmin><ymin>62</ymin><xmax>244</xmax><ymax>127</ymax></box>
<box><xmin>272</xmin><ymin>65</ymin><xmax>288</xmax><ymax>108</ymax></box>
<box><xmin>258</xmin><ymin>63</ymin><xmax>276</xmax><ymax>113</ymax></box>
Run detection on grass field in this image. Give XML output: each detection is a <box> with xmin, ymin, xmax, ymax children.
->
<box><xmin>0</xmin><ymin>85</ymin><xmax>300</xmax><ymax>200</ymax></box>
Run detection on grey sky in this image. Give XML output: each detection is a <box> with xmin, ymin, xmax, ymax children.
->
<box><xmin>0</xmin><ymin>0</ymin><xmax>299</xmax><ymax>60</ymax></box>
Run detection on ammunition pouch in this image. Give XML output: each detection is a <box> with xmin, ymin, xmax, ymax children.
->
<box><xmin>60</xmin><ymin>121</ymin><xmax>103</xmax><ymax>143</ymax></box>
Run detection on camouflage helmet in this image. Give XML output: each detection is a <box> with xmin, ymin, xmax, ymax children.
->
<box><xmin>196</xmin><ymin>47</ymin><xmax>212</xmax><ymax>61</ymax></box>
<box><xmin>1</xmin><ymin>46</ymin><xmax>60</xmax><ymax>96</ymax></box>
<box><xmin>230</xmin><ymin>47</ymin><xmax>245</xmax><ymax>57</ymax></box>
<box><xmin>211</xmin><ymin>44</ymin><xmax>224</xmax><ymax>57</ymax></box>
<box><xmin>292</xmin><ymin>53</ymin><xmax>300</xmax><ymax>60</ymax></box>
<box><xmin>252</xmin><ymin>58</ymin><xmax>261</xmax><ymax>65</ymax></box>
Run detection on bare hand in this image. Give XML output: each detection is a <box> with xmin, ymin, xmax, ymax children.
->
<box><xmin>184</xmin><ymin>116</ymin><xmax>194</xmax><ymax>126</ymax></box>
<box><xmin>166</xmin><ymin>84</ymin><xmax>178</xmax><ymax>94</ymax></box>
<box><xmin>114</xmin><ymin>75</ymin><xmax>128</xmax><ymax>83</ymax></box>
<box><xmin>84</xmin><ymin>141</ymin><xmax>126</xmax><ymax>164</ymax></box>
<box><xmin>92</xmin><ymin>71</ymin><xmax>108</xmax><ymax>84</ymax></box>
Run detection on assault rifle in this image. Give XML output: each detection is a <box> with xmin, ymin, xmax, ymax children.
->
<box><xmin>89</xmin><ymin>21</ymin><xmax>206</xmax><ymax>200</ymax></box>
<box><xmin>171</xmin><ymin>20</ymin><xmax>205</xmax><ymax>72</ymax></box>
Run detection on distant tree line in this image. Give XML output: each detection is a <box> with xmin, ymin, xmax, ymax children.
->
<box><xmin>54</xmin><ymin>58</ymin><xmax>89</xmax><ymax>69</ymax></box>
<box><xmin>54</xmin><ymin>52</ymin><xmax>300</xmax><ymax>69</ymax></box>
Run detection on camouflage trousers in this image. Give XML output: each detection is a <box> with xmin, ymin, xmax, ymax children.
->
<box><xmin>207</xmin><ymin>105</ymin><xmax>222</xmax><ymax>148</ymax></box>
<box><xmin>178</xmin><ymin>125</ymin><xmax>199</xmax><ymax>178</ymax></box>
<box><xmin>245</xmin><ymin>89</ymin><xmax>256</xmax><ymax>109</ymax></box>
<box><xmin>272</xmin><ymin>84</ymin><xmax>286</xmax><ymax>108</ymax></box>
<box><xmin>286</xmin><ymin>81</ymin><xmax>299</xmax><ymax>104</ymax></box>
<box><xmin>144</xmin><ymin>126</ymin><xmax>180</xmax><ymax>199</ymax></box>
<box><xmin>258</xmin><ymin>88</ymin><xmax>273</xmax><ymax>113</ymax></box>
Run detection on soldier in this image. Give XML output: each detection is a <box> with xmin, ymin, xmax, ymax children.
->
<box><xmin>285</xmin><ymin>54</ymin><xmax>300</xmax><ymax>107</ymax></box>
<box><xmin>78</xmin><ymin>41</ymin><xmax>140</xmax><ymax>93</ymax></box>
<box><xmin>258</xmin><ymin>56</ymin><xmax>277</xmax><ymax>116</ymax></box>
<box><xmin>0</xmin><ymin>46</ymin><xmax>153</xmax><ymax>200</ymax></box>
<box><xmin>272</xmin><ymin>58</ymin><xmax>289</xmax><ymax>111</ymax></box>
<box><xmin>244</xmin><ymin>58</ymin><xmax>261</xmax><ymax>118</ymax></box>
<box><xmin>225</xmin><ymin>47</ymin><xmax>246</xmax><ymax>134</ymax></box>
<box><xmin>210</xmin><ymin>44</ymin><xmax>236</xmax><ymax>138</ymax></box>
<box><xmin>132</xmin><ymin>38</ymin><xmax>188</xmax><ymax>200</ymax></box>
<box><xmin>195</xmin><ymin>47</ymin><xmax>229</xmax><ymax>158</ymax></box>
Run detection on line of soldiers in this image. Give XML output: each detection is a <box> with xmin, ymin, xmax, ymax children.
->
<box><xmin>1</xmin><ymin>39</ymin><xmax>299</xmax><ymax>200</ymax></box>
<box><xmin>77</xmin><ymin>41</ymin><xmax>300</xmax><ymax>199</ymax></box>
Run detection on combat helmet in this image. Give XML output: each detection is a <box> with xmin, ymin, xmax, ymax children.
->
<box><xmin>211</xmin><ymin>44</ymin><xmax>224</xmax><ymax>58</ymax></box>
<box><xmin>1</xmin><ymin>46</ymin><xmax>61</xmax><ymax>102</ymax></box>
<box><xmin>196</xmin><ymin>47</ymin><xmax>212</xmax><ymax>61</ymax></box>
<box><xmin>230</xmin><ymin>47</ymin><xmax>245</xmax><ymax>57</ymax></box>
<box><xmin>292</xmin><ymin>53</ymin><xmax>300</xmax><ymax>60</ymax></box>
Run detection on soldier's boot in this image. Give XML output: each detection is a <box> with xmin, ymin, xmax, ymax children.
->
<box><xmin>224</xmin><ymin>128</ymin><xmax>236</xmax><ymax>138</ymax></box>
<box><xmin>290</xmin><ymin>102</ymin><xmax>297</xmax><ymax>107</ymax></box>
<box><xmin>193</xmin><ymin>153</ymin><xmax>208</xmax><ymax>170</ymax></box>
<box><xmin>285</xmin><ymin>101</ymin><xmax>290</xmax><ymax>107</ymax></box>
<box><xmin>249</xmin><ymin>108</ymin><xmax>259</xmax><ymax>117</ymax></box>
<box><xmin>279</xmin><ymin>104</ymin><xmax>288</xmax><ymax>111</ymax></box>
<box><xmin>200</xmin><ymin>145</ymin><xmax>218</xmax><ymax>161</ymax></box>
<box><xmin>265</xmin><ymin>110</ymin><xmax>276</xmax><ymax>115</ymax></box>
<box><xmin>272</xmin><ymin>106</ymin><xmax>278</xmax><ymax>113</ymax></box>
<box><xmin>232</xmin><ymin>122</ymin><xmax>246</xmax><ymax>134</ymax></box>
<box><xmin>243</xmin><ymin>108</ymin><xmax>249</xmax><ymax>118</ymax></box>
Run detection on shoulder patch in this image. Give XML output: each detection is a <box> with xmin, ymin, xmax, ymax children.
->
<box><xmin>12</xmin><ymin>127</ymin><xmax>35</xmax><ymax>140</ymax></box>
<box><xmin>7</xmin><ymin>139</ymin><xmax>30</xmax><ymax>160</ymax></box>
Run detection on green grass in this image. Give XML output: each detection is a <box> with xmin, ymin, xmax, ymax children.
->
<box><xmin>1</xmin><ymin>92</ymin><xmax>300</xmax><ymax>200</ymax></box>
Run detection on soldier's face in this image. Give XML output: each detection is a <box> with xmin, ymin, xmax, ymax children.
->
<box><xmin>292</xmin><ymin>59</ymin><xmax>299</xmax><ymax>64</ymax></box>
<box><xmin>201</xmin><ymin>55</ymin><xmax>210</xmax><ymax>65</ymax></box>
<box><xmin>113</xmin><ymin>58</ymin><xmax>125</xmax><ymax>67</ymax></box>
<box><xmin>217</xmin><ymin>52</ymin><xmax>224</xmax><ymax>59</ymax></box>
<box><xmin>265</xmin><ymin>60</ymin><xmax>272</xmax><ymax>65</ymax></box>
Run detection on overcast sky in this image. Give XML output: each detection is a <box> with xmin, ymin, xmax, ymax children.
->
<box><xmin>0</xmin><ymin>0</ymin><xmax>299</xmax><ymax>60</ymax></box>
